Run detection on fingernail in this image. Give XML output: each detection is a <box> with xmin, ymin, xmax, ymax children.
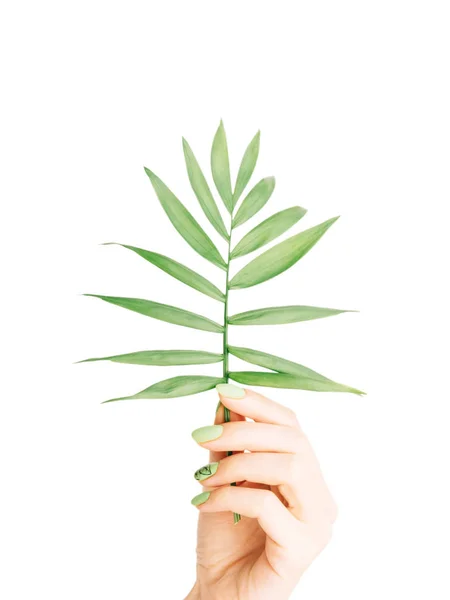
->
<box><xmin>192</xmin><ymin>425</ymin><xmax>224</xmax><ymax>444</ymax></box>
<box><xmin>191</xmin><ymin>491</ymin><xmax>211</xmax><ymax>506</ymax></box>
<box><xmin>216</xmin><ymin>383</ymin><xmax>245</xmax><ymax>399</ymax></box>
<box><xmin>194</xmin><ymin>462</ymin><xmax>219</xmax><ymax>481</ymax></box>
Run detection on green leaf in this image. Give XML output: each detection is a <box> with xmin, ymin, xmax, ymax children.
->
<box><xmin>231</xmin><ymin>207</ymin><xmax>307</xmax><ymax>259</ymax></box>
<box><xmin>102</xmin><ymin>243</ymin><xmax>225</xmax><ymax>303</ymax></box>
<box><xmin>211</xmin><ymin>120</ymin><xmax>233</xmax><ymax>213</ymax></box>
<box><xmin>144</xmin><ymin>167</ymin><xmax>226</xmax><ymax>270</ymax></box>
<box><xmin>228</xmin><ymin>345</ymin><xmax>339</xmax><ymax>384</ymax></box>
<box><xmin>83</xmin><ymin>294</ymin><xmax>224</xmax><ymax>333</ymax></box>
<box><xmin>77</xmin><ymin>349</ymin><xmax>223</xmax><ymax>365</ymax></box>
<box><xmin>229</xmin><ymin>217</ymin><xmax>339</xmax><ymax>289</ymax></box>
<box><xmin>229</xmin><ymin>371</ymin><xmax>364</xmax><ymax>395</ymax></box>
<box><xmin>229</xmin><ymin>305</ymin><xmax>354</xmax><ymax>325</ymax></box>
<box><xmin>233</xmin><ymin>131</ymin><xmax>260</xmax><ymax>206</ymax></box>
<box><xmin>182</xmin><ymin>138</ymin><xmax>229</xmax><ymax>241</ymax></box>
<box><xmin>103</xmin><ymin>376</ymin><xmax>225</xmax><ymax>402</ymax></box>
<box><xmin>232</xmin><ymin>177</ymin><xmax>276</xmax><ymax>228</ymax></box>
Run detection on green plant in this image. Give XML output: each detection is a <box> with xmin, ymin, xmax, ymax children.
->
<box><xmin>79</xmin><ymin>121</ymin><xmax>363</xmax><ymax>523</ymax></box>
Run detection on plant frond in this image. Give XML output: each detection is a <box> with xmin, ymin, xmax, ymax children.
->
<box><xmin>229</xmin><ymin>217</ymin><xmax>339</xmax><ymax>289</ymax></box>
<box><xmin>103</xmin><ymin>376</ymin><xmax>225</xmax><ymax>402</ymax></box>
<box><xmin>233</xmin><ymin>130</ymin><xmax>260</xmax><ymax>207</ymax></box>
<box><xmin>229</xmin><ymin>371</ymin><xmax>364</xmax><ymax>395</ymax></box>
<box><xmin>144</xmin><ymin>167</ymin><xmax>226</xmax><ymax>270</ymax></box>
<box><xmin>230</xmin><ymin>207</ymin><xmax>306</xmax><ymax>259</ymax></box>
<box><xmin>211</xmin><ymin>120</ymin><xmax>233</xmax><ymax>213</ymax></box>
<box><xmin>83</xmin><ymin>294</ymin><xmax>224</xmax><ymax>333</ymax></box>
<box><xmin>182</xmin><ymin>138</ymin><xmax>229</xmax><ymax>241</ymax></box>
<box><xmin>228</xmin><ymin>305</ymin><xmax>355</xmax><ymax>325</ymax></box>
<box><xmin>102</xmin><ymin>243</ymin><xmax>225</xmax><ymax>302</ymax></box>
<box><xmin>232</xmin><ymin>177</ymin><xmax>275</xmax><ymax>228</ymax></box>
<box><xmin>76</xmin><ymin>350</ymin><xmax>223</xmax><ymax>365</ymax></box>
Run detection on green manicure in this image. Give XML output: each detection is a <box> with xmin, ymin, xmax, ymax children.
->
<box><xmin>191</xmin><ymin>491</ymin><xmax>211</xmax><ymax>506</ymax></box>
<box><xmin>192</xmin><ymin>424</ymin><xmax>223</xmax><ymax>443</ymax></box>
<box><xmin>216</xmin><ymin>383</ymin><xmax>245</xmax><ymax>399</ymax></box>
<box><xmin>194</xmin><ymin>462</ymin><xmax>219</xmax><ymax>481</ymax></box>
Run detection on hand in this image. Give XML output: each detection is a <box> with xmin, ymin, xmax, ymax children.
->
<box><xmin>186</xmin><ymin>384</ymin><xmax>337</xmax><ymax>600</ymax></box>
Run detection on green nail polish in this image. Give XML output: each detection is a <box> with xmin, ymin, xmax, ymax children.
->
<box><xmin>194</xmin><ymin>462</ymin><xmax>219</xmax><ymax>481</ymax></box>
<box><xmin>216</xmin><ymin>383</ymin><xmax>245</xmax><ymax>399</ymax></box>
<box><xmin>192</xmin><ymin>425</ymin><xmax>223</xmax><ymax>443</ymax></box>
<box><xmin>191</xmin><ymin>491</ymin><xmax>211</xmax><ymax>506</ymax></box>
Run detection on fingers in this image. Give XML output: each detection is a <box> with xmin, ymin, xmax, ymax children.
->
<box><xmin>192</xmin><ymin>420</ymin><xmax>302</xmax><ymax>453</ymax></box>
<box><xmin>196</xmin><ymin>452</ymin><xmax>294</xmax><ymax>487</ymax></box>
<box><xmin>194</xmin><ymin>451</ymin><xmax>338</xmax><ymax>524</ymax></box>
<box><xmin>192</xmin><ymin>384</ymin><xmax>337</xmax><ymax>526</ymax></box>
<box><xmin>217</xmin><ymin>383</ymin><xmax>300</xmax><ymax>428</ymax></box>
<box><xmin>192</xmin><ymin>485</ymin><xmax>302</xmax><ymax>548</ymax></box>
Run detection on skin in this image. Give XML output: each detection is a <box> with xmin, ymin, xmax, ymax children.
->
<box><xmin>186</xmin><ymin>386</ymin><xmax>338</xmax><ymax>600</ymax></box>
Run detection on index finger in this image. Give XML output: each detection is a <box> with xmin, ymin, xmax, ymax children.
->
<box><xmin>216</xmin><ymin>383</ymin><xmax>300</xmax><ymax>428</ymax></box>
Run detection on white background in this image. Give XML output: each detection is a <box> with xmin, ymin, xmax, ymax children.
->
<box><xmin>1</xmin><ymin>1</ymin><xmax>449</xmax><ymax>599</ymax></box>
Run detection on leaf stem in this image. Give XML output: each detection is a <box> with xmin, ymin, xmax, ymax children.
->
<box><xmin>223</xmin><ymin>234</ymin><xmax>232</xmax><ymax>391</ymax></box>
<box><xmin>222</xmin><ymin>210</ymin><xmax>241</xmax><ymax>524</ymax></box>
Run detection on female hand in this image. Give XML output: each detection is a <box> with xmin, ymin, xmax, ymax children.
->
<box><xmin>186</xmin><ymin>383</ymin><xmax>338</xmax><ymax>600</ymax></box>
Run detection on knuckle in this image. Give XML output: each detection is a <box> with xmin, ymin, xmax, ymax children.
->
<box><xmin>285</xmin><ymin>453</ymin><xmax>301</xmax><ymax>481</ymax></box>
<box><xmin>259</xmin><ymin>489</ymin><xmax>278</xmax><ymax>514</ymax></box>
<box><xmin>308</xmin><ymin>523</ymin><xmax>333</xmax><ymax>551</ymax></box>
<box><xmin>320</xmin><ymin>524</ymin><xmax>334</xmax><ymax>546</ymax></box>
<box><xmin>284</xmin><ymin>407</ymin><xmax>299</xmax><ymax>426</ymax></box>
<box><xmin>291</xmin><ymin>428</ymin><xmax>308</xmax><ymax>453</ymax></box>
<box><xmin>216</xmin><ymin>484</ymin><xmax>234</xmax><ymax>504</ymax></box>
<box><xmin>328</xmin><ymin>499</ymin><xmax>339</xmax><ymax>524</ymax></box>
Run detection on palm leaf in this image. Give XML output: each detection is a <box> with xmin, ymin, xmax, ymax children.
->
<box><xmin>77</xmin><ymin>350</ymin><xmax>223</xmax><ymax>365</ymax></box>
<box><xmin>232</xmin><ymin>177</ymin><xmax>276</xmax><ymax>228</ymax></box>
<box><xmin>229</xmin><ymin>371</ymin><xmax>364</xmax><ymax>395</ymax></box>
<box><xmin>228</xmin><ymin>345</ymin><xmax>354</xmax><ymax>388</ymax></box>
<box><xmin>233</xmin><ymin>131</ymin><xmax>260</xmax><ymax>206</ymax></box>
<box><xmin>103</xmin><ymin>375</ymin><xmax>225</xmax><ymax>402</ymax></box>
<box><xmin>231</xmin><ymin>207</ymin><xmax>307</xmax><ymax>259</ymax></box>
<box><xmin>230</xmin><ymin>217</ymin><xmax>339</xmax><ymax>289</ymax></box>
<box><xmin>211</xmin><ymin>120</ymin><xmax>233</xmax><ymax>212</ymax></box>
<box><xmin>182</xmin><ymin>138</ymin><xmax>229</xmax><ymax>241</ymax></box>
<box><xmin>83</xmin><ymin>122</ymin><xmax>362</xmax><ymax>446</ymax></box>
<box><xmin>102</xmin><ymin>243</ymin><xmax>225</xmax><ymax>302</ymax></box>
<box><xmin>144</xmin><ymin>167</ymin><xmax>226</xmax><ymax>270</ymax></box>
<box><xmin>83</xmin><ymin>294</ymin><xmax>223</xmax><ymax>333</ymax></box>
<box><xmin>228</xmin><ymin>305</ymin><xmax>354</xmax><ymax>325</ymax></box>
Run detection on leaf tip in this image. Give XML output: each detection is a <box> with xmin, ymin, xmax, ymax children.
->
<box><xmin>215</xmin><ymin>119</ymin><xmax>226</xmax><ymax>138</ymax></box>
<box><xmin>101</xmin><ymin>396</ymin><xmax>128</xmax><ymax>404</ymax></box>
<box><xmin>251</xmin><ymin>129</ymin><xmax>261</xmax><ymax>145</ymax></box>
